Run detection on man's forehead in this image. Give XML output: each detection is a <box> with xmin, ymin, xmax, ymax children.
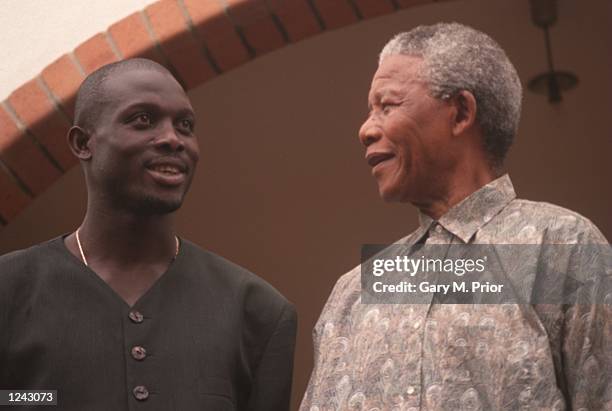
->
<box><xmin>369</xmin><ymin>55</ymin><xmax>424</xmax><ymax>99</ymax></box>
<box><xmin>373</xmin><ymin>54</ymin><xmax>423</xmax><ymax>84</ymax></box>
<box><xmin>102</xmin><ymin>68</ymin><xmax>191</xmax><ymax>107</ymax></box>
<box><xmin>104</xmin><ymin>67</ymin><xmax>181</xmax><ymax>92</ymax></box>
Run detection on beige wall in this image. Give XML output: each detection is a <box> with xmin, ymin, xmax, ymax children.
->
<box><xmin>0</xmin><ymin>0</ymin><xmax>156</xmax><ymax>100</ymax></box>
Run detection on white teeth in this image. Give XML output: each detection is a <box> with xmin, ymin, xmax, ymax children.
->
<box><xmin>152</xmin><ymin>165</ymin><xmax>180</xmax><ymax>174</ymax></box>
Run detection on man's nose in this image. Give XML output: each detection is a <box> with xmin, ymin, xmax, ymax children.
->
<box><xmin>155</xmin><ymin>122</ymin><xmax>185</xmax><ymax>152</ymax></box>
<box><xmin>358</xmin><ymin>116</ymin><xmax>382</xmax><ymax>148</ymax></box>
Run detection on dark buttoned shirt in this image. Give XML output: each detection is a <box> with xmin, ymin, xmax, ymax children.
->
<box><xmin>0</xmin><ymin>237</ymin><xmax>297</xmax><ymax>410</ymax></box>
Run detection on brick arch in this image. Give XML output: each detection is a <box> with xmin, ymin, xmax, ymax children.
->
<box><xmin>0</xmin><ymin>0</ymin><xmax>447</xmax><ymax>227</ymax></box>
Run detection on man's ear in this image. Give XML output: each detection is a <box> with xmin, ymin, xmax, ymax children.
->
<box><xmin>449</xmin><ymin>90</ymin><xmax>478</xmax><ymax>137</ymax></box>
<box><xmin>67</xmin><ymin>126</ymin><xmax>92</xmax><ymax>160</ymax></box>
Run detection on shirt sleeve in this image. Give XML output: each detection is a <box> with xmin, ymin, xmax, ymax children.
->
<box><xmin>561</xmin><ymin>222</ymin><xmax>612</xmax><ymax>409</ymax></box>
<box><xmin>299</xmin><ymin>269</ymin><xmax>358</xmax><ymax>410</ymax></box>
<box><xmin>247</xmin><ymin>303</ymin><xmax>297</xmax><ymax>411</ymax></box>
<box><xmin>562</xmin><ymin>299</ymin><xmax>612</xmax><ymax>409</ymax></box>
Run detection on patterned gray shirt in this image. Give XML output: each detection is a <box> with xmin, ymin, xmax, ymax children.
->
<box><xmin>300</xmin><ymin>175</ymin><xmax>611</xmax><ymax>410</ymax></box>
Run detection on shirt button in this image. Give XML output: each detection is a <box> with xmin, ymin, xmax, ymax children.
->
<box><xmin>131</xmin><ymin>346</ymin><xmax>147</xmax><ymax>361</ymax></box>
<box><xmin>133</xmin><ymin>385</ymin><xmax>149</xmax><ymax>401</ymax></box>
<box><xmin>406</xmin><ymin>385</ymin><xmax>416</xmax><ymax>395</ymax></box>
<box><xmin>129</xmin><ymin>310</ymin><xmax>144</xmax><ymax>323</ymax></box>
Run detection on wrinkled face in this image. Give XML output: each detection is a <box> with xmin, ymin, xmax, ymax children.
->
<box><xmin>359</xmin><ymin>55</ymin><xmax>455</xmax><ymax>203</ymax></box>
<box><xmin>87</xmin><ymin>68</ymin><xmax>199</xmax><ymax>214</ymax></box>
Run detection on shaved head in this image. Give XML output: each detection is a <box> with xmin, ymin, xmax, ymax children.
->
<box><xmin>73</xmin><ymin>58</ymin><xmax>178</xmax><ymax>132</ymax></box>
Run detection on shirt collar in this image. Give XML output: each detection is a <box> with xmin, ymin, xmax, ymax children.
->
<box><xmin>417</xmin><ymin>174</ymin><xmax>516</xmax><ymax>243</ymax></box>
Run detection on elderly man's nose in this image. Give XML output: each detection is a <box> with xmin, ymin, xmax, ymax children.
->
<box><xmin>359</xmin><ymin>118</ymin><xmax>382</xmax><ymax>147</ymax></box>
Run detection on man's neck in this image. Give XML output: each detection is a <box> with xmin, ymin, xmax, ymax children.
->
<box><xmin>71</xmin><ymin>206</ymin><xmax>178</xmax><ymax>267</ymax></box>
<box><xmin>414</xmin><ymin>165</ymin><xmax>499</xmax><ymax>221</ymax></box>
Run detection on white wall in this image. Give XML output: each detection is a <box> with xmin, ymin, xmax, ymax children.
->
<box><xmin>0</xmin><ymin>0</ymin><xmax>157</xmax><ymax>100</ymax></box>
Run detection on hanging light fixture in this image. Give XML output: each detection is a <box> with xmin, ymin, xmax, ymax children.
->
<box><xmin>527</xmin><ymin>0</ymin><xmax>578</xmax><ymax>103</ymax></box>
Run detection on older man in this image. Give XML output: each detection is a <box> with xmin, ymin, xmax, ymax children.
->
<box><xmin>300</xmin><ymin>23</ymin><xmax>610</xmax><ymax>410</ymax></box>
<box><xmin>0</xmin><ymin>58</ymin><xmax>296</xmax><ymax>410</ymax></box>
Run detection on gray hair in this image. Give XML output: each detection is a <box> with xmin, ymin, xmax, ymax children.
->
<box><xmin>380</xmin><ymin>23</ymin><xmax>522</xmax><ymax>168</ymax></box>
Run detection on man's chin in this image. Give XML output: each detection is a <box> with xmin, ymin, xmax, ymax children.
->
<box><xmin>135</xmin><ymin>195</ymin><xmax>183</xmax><ymax>215</ymax></box>
<box><xmin>378</xmin><ymin>186</ymin><xmax>399</xmax><ymax>203</ymax></box>
<box><xmin>378</xmin><ymin>183</ymin><xmax>412</xmax><ymax>203</ymax></box>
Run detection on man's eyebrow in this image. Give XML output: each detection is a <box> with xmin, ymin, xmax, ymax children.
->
<box><xmin>175</xmin><ymin>107</ymin><xmax>196</xmax><ymax>118</ymax></box>
<box><xmin>118</xmin><ymin>102</ymin><xmax>158</xmax><ymax>114</ymax></box>
<box><xmin>368</xmin><ymin>88</ymin><xmax>403</xmax><ymax>110</ymax></box>
<box><xmin>119</xmin><ymin>102</ymin><xmax>195</xmax><ymax>117</ymax></box>
<box><xmin>367</xmin><ymin>91</ymin><xmax>381</xmax><ymax>108</ymax></box>
<box><xmin>377</xmin><ymin>88</ymin><xmax>403</xmax><ymax>99</ymax></box>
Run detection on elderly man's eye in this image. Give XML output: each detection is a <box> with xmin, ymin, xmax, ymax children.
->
<box><xmin>382</xmin><ymin>103</ymin><xmax>398</xmax><ymax>114</ymax></box>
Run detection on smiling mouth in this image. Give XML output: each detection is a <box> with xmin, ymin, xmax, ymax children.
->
<box><xmin>149</xmin><ymin>164</ymin><xmax>182</xmax><ymax>175</ymax></box>
<box><xmin>366</xmin><ymin>153</ymin><xmax>395</xmax><ymax>168</ymax></box>
<box><xmin>146</xmin><ymin>162</ymin><xmax>188</xmax><ymax>187</ymax></box>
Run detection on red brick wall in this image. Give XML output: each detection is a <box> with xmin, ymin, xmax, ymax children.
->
<box><xmin>0</xmin><ymin>0</ymin><xmax>443</xmax><ymax>227</ymax></box>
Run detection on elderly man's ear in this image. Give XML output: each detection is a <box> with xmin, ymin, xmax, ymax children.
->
<box><xmin>67</xmin><ymin>126</ymin><xmax>93</xmax><ymax>160</ymax></box>
<box><xmin>449</xmin><ymin>90</ymin><xmax>478</xmax><ymax>137</ymax></box>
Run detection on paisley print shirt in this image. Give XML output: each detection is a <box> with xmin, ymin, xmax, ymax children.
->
<box><xmin>300</xmin><ymin>175</ymin><xmax>611</xmax><ymax>411</ymax></box>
